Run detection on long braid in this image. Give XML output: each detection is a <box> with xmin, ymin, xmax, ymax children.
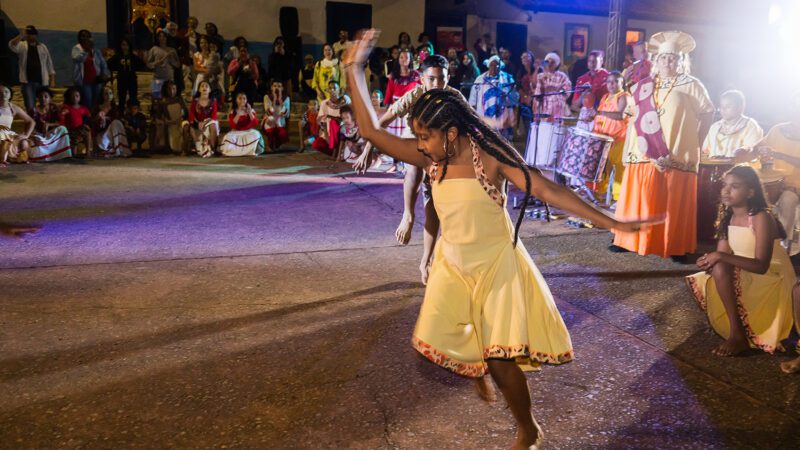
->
<box><xmin>410</xmin><ymin>89</ymin><xmax>533</xmax><ymax>246</ymax></box>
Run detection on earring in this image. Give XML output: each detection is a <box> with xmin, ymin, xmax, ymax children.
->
<box><xmin>445</xmin><ymin>139</ymin><xmax>456</xmax><ymax>157</ymax></box>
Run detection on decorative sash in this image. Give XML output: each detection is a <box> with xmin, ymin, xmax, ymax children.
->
<box><xmin>631</xmin><ymin>75</ymin><xmax>670</xmax><ymax>160</ymax></box>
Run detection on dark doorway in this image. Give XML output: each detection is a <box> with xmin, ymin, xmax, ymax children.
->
<box><xmin>106</xmin><ymin>0</ymin><xmax>189</xmax><ymax>49</ymax></box>
<box><xmin>326</xmin><ymin>1</ymin><xmax>372</xmax><ymax>46</ymax></box>
<box><xmin>496</xmin><ymin>22</ymin><xmax>527</xmax><ymax>67</ymax></box>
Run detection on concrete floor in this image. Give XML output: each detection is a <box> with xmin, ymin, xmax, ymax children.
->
<box><xmin>1</xmin><ymin>153</ymin><xmax>800</xmax><ymax>449</ymax></box>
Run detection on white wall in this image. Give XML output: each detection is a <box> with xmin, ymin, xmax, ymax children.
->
<box><xmin>466</xmin><ymin>11</ymin><xmax>611</xmax><ymax>64</ymax></box>
<box><xmin>3</xmin><ymin>0</ymin><xmax>106</xmax><ymax>32</ymax></box>
<box><xmin>3</xmin><ymin>0</ymin><xmax>424</xmax><ymax>47</ymax></box>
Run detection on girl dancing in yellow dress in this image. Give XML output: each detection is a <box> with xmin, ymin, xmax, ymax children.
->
<box><xmin>343</xmin><ymin>30</ymin><xmax>653</xmax><ymax>449</ymax></box>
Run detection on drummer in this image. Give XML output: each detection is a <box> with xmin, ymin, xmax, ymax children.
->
<box><xmin>702</xmin><ymin>90</ymin><xmax>763</xmax><ymax>159</ymax></box>
<box><xmin>571</xmin><ymin>50</ymin><xmax>609</xmax><ymax>130</ymax></box>
<box><xmin>592</xmin><ymin>71</ymin><xmax>630</xmax><ymax>203</ymax></box>
<box><xmin>572</xmin><ymin>50</ymin><xmax>609</xmax><ymax>108</ymax></box>
<box><xmin>748</xmin><ymin>92</ymin><xmax>800</xmax><ymax>247</ymax></box>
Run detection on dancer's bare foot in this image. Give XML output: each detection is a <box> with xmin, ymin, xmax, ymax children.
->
<box><xmin>510</xmin><ymin>416</ymin><xmax>543</xmax><ymax>450</ymax></box>
<box><xmin>781</xmin><ymin>356</ymin><xmax>800</xmax><ymax>374</ymax></box>
<box><xmin>712</xmin><ymin>335</ymin><xmax>750</xmax><ymax>356</ymax></box>
<box><xmin>385</xmin><ymin>164</ymin><xmax>398</xmax><ymax>173</ymax></box>
<box><xmin>395</xmin><ymin>212</ymin><xmax>414</xmax><ymax>245</ymax></box>
<box><xmin>473</xmin><ymin>376</ymin><xmax>497</xmax><ymax>403</ymax></box>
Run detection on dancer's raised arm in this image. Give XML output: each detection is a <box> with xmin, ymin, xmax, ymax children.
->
<box><xmin>342</xmin><ymin>30</ymin><xmax>428</xmax><ymax>168</ymax></box>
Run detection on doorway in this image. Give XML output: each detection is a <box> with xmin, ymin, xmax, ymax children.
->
<box><xmin>325</xmin><ymin>2</ymin><xmax>372</xmax><ymax>46</ymax></box>
<box><xmin>496</xmin><ymin>22</ymin><xmax>528</xmax><ymax>68</ymax></box>
<box><xmin>106</xmin><ymin>0</ymin><xmax>189</xmax><ymax>49</ymax></box>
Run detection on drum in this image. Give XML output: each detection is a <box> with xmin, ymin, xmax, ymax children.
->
<box><xmin>524</xmin><ymin>121</ymin><xmax>566</xmax><ymax>168</ymax></box>
<box><xmin>697</xmin><ymin>159</ymin><xmax>734</xmax><ymax>243</ymax></box>
<box><xmin>556</xmin><ymin>127</ymin><xmax>613</xmax><ymax>182</ymax></box>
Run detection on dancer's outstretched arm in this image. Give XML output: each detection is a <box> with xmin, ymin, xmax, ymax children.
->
<box><xmin>501</xmin><ymin>164</ymin><xmax>659</xmax><ymax>234</ymax></box>
<box><xmin>343</xmin><ymin>30</ymin><xmax>428</xmax><ymax>168</ymax></box>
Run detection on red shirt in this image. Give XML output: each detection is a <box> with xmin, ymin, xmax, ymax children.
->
<box><xmin>228</xmin><ymin>112</ymin><xmax>258</xmax><ymax>131</ymax></box>
<box><xmin>385</xmin><ymin>71</ymin><xmax>421</xmax><ymax>106</ymax></box>
<box><xmin>83</xmin><ymin>51</ymin><xmax>97</xmax><ymax>84</ymax></box>
<box><xmin>188</xmin><ymin>99</ymin><xmax>218</xmax><ymax>123</ymax></box>
<box><xmin>572</xmin><ymin>69</ymin><xmax>609</xmax><ymax>107</ymax></box>
<box><xmin>60</xmin><ymin>104</ymin><xmax>91</xmax><ymax>130</ymax></box>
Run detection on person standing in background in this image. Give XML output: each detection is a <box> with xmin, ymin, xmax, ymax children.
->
<box><xmin>71</xmin><ymin>29</ymin><xmax>110</xmax><ymax>108</ymax></box>
<box><xmin>269</xmin><ymin>37</ymin><xmax>293</xmax><ymax>96</ymax></box>
<box><xmin>332</xmin><ymin>29</ymin><xmax>351</xmax><ymax>60</ymax></box>
<box><xmin>107</xmin><ymin>37</ymin><xmax>145</xmax><ymax>113</ymax></box>
<box><xmin>8</xmin><ymin>25</ymin><xmax>56</xmax><ymax>112</ymax></box>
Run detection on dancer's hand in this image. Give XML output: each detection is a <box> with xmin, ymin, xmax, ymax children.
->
<box><xmin>0</xmin><ymin>222</ymin><xmax>40</xmax><ymax>239</ymax></box>
<box><xmin>353</xmin><ymin>142</ymin><xmax>374</xmax><ymax>174</ymax></box>
<box><xmin>419</xmin><ymin>260</ymin><xmax>431</xmax><ymax>286</ymax></box>
<box><xmin>611</xmin><ymin>216</ymin><xmax>664</xmax><ymax>234</ymax></box>
<box><xmin>341</xmin><ymin>29</ymin><xmax>380</xmax><ymax>69</ymax></box>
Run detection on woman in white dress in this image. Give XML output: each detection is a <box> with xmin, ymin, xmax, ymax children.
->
<box><xmin>0</xmin><ymin>84</ymin><xmax>34</xmax><ymax>166</ymax></box>
<box><xmin>185</xmin><ymin>80</ymin><xmax>220</xmax><ymax>157</ymax></box>
<box><xmin>220</xmin><ymin>92</ymin><xmax>264</xmax><ymax>156</ymax></box>
<box><xmin>28</xmin><ymin>87</ymin><xmax>71</xmax><ymax>161</ymax></box>
<box><xmin>92</xmin><ymin>86</ymin><xmax>131</xmax><ymax>158</ymax></box>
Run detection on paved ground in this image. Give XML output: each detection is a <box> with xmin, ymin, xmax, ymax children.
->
<box><xmin>1</xmin><ymin>152</ymin><xmax>800</xmax><ymax>449</ymax></box>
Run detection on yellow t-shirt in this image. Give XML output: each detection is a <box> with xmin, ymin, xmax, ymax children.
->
<box><xmin>762</xmin><ymin>123</ymin><xmax>800</xmax><ymax>188</ymax></box>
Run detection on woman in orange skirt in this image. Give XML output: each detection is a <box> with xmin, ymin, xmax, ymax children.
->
<box><xmin>611</xmin><ymin>31</ymin><xmax>714</xmax><ymax>261</ymax></box>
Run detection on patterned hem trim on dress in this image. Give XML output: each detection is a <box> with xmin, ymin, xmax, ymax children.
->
<box><xmin>687</xmin><ymin>269</ymin><xmax>782</xmax><ymax>354</ymax></box>
<box><xmin>411</xmin><ymin>336</ymin><xmax>487</xmax><ymax>378</ymax></box>
<box><xmin>484</xmin><ymin>344</ymin><xmax>574</xmax><ymax>365</ymax></box>
<box><xmin>732</xmin><ymin>269</ymin><xmax>782</xmax><ymax>354</ymax></box>
<box><xmin>686</xmin><ymin>276</ymin><xmax>707</xmax><ymax>310</ymax></box>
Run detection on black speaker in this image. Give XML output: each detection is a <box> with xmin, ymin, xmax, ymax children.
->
<box><xmin>0</xmin><ymin>19</ymin><xmax>12</xmax><ymax>85</ymax></box>
<box><xmin>280</xmin><ymin>7</ymin><xmax>299</xmax><ymax>37</ymax></box>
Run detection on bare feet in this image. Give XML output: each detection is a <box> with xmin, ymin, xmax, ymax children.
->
<box><xmin>780</xmin><ymin>356</ymin><xmax>800</xmax><ymax>374</ymax></box>
<box><xmin>712</xmin><ymin>335</ymin><xmax>750</xmax><ymax>356</ymax></box>
<box><xmin>510</xmin><ymin>416</ymin><xmax>543</xmax><ymax>450</ymax></box>
<box><xmin>473</xmin><ymin>376</ymin><xmax>497</xmax><ymax>403</ymax></box>
<box><xmin>395</xmin><ymin>212</ymin><xmax>414</xmax><ymax>245</ymax></box>
<box><xmin>385</xmin><ymin>164</ymin><xmax>398</xmax><ymax>173</ymax></box>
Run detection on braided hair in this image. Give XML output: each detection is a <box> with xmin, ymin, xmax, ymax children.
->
<box><xmin>409</xmin><ymin>88</ymin><xmax>532</xmax><ymax>246</ymax></box>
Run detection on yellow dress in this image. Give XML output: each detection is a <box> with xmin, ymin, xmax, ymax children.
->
<box><xmin>686</xmin><ymin>224</ymin><xmax>795</xmax><ymax>353</ymax></box>
<box><xmin>411</xmin><ymin>143</ymin><xmax>574</xmax><ymax>377</ymax></box>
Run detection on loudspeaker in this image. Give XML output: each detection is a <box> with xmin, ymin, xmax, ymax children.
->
<box><xmin>0</xmin><ymin>19</ymin><xmax>12</xmax><ymax>85</ymax></box>
<box><xmin>280</xmin><ymin>7</ymin><xmax>299</xmax><ymax>37</ymax></box>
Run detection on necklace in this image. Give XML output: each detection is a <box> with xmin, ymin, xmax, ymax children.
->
<box><xmin>719</xmin><ymin>116</ymin><xmax>746</xmax><ymax>136</ymax></box>
<box><xmin>654</xmin><ymin>73</ymin><xmax>679</xmax><ymax>116</ymax></box>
